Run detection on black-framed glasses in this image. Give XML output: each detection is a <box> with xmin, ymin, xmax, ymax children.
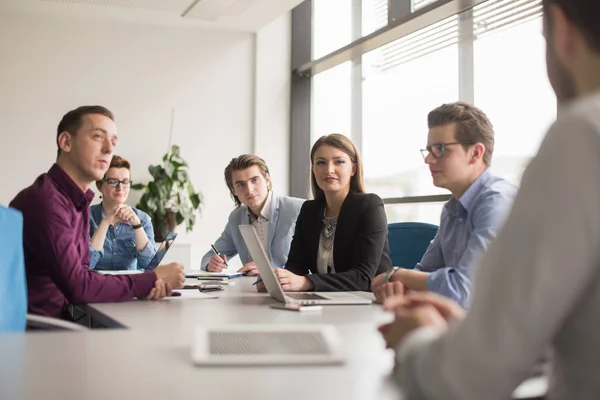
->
<box><xmin>102</xmin><ymin>178</ymin><xmax>132</xmax><ymax>188</ymax></box>
<box><xmin>420</xmin><ymin>141</ymin><xmax>473</xmax><ymax>160</ymax></box>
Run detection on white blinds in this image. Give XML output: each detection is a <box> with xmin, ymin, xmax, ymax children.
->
<box><xmin>376</xmin><ymin>0</ymin><xmax>542</xmax><ymax>72</ymax></box>
<box><xmin>412</xmin><ymin>0</ymin><xmax>440</xmax><ymax>12</ymax></box>
<box><xmin>474</xmin><ymin>0</ymin><xmax>542</xmax><ymax>38</ymax></box>
<box><xmin>379</xmin><ymin>15</ymin><xmax>458</xmax><ymax>72</ymax></box>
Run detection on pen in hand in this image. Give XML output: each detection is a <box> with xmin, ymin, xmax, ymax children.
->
<box><xmin>252</xmin><ymin>279</ymin><xmax>263</xmax><ymax>286</ymax></box>
<box><xmin>210</xmin><ymin>244</ymin><xmax>229</xmax><ymax>268</ymax></box>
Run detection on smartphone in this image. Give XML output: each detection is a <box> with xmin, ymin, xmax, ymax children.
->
<box><xmin>269</xmin><ymin>303</ymin><xmax>323</xmax><ymax>312</ymax></box>
<box><xmin>199</xmin><ymin>283</ymin><xmax>225</xmax><ymax>292</ymax></box>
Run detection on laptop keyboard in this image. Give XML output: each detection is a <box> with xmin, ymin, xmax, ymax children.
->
<box><xmin>209</xmin><ymin>331</ymin><xmax>331</xmax><ymax>355</ymax></box>
<box><xmin>286</xmin><ymin>293</ymin><xmax>328</xmax><ymax>301</ymax></box>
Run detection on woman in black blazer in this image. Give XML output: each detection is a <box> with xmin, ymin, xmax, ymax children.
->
<box><xmin>272</xmin><ymin>134</ymin><xmax>392</xmax><ymax>292</ymax></box>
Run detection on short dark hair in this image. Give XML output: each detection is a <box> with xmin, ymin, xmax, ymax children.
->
<box><xmin>543</xmin><ymin>0</ymin><xmax>600</xmax><ymax>53</ymax></box>
<box><xmin>310</xmin><ymin>134</ymin><xmax>365</xmax><ymax>200</ymax></box>
<box><xmin>427</xmin><ymin>102</ymin><xmax>494</xmax><ymax>167</ymax></box>
<box><xmin>224</xmin><ymin>154</ymin><xmax>271</xmax><ymax>207</ymax></box>
<box><xmin>56</xmin><ymin>105</ymin><xmax>114</xmax><ymax>158</ymax></box>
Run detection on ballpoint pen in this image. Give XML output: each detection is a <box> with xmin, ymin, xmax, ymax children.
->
<box><xmin>252</xmin><ymin>279</ymin><xmax>263</xmax><ymax>286</ymax></box>
<box><xmin>210</xmin><ymin>244</ymin><xmax>229</xmax><ymax>267</ymax></box>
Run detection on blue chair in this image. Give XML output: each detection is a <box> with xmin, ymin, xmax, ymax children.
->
<box><xmin>387</xmin><ymin>222</ymin><xmax>439</xmax><ymax>269</ymax></box>
<box><xmin>0</xmin><ymin>205</ymin><xmax>27</xmax><ymax>333</ymax></box>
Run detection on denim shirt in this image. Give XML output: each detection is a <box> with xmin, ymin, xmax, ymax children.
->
<box><xmin>89</xmin><ymin>204</ymin><xmax>156</xmax><ymax>271</ymax></box>
<box><xmin>415</xmin><ymin>169</ymin><xmax>518</xmax><ymax>308</ymax></box>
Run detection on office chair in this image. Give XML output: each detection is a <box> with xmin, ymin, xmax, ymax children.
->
<box><xmin>0</xmin><ymin>205</ymin><xmax>27</xmax><ymax>333</ymax></box>
<box><xmin>0</xmin><ymin>204</ymin><xmax>87</xmax><ymax>332</ymax></box>
<box><xmin>387</xmin><ymin>222</ymin><xmax>439</xmax><ymax>269</ymax></box>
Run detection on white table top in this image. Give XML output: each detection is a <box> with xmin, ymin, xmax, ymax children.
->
<box><xmin>0</xmin><ymin>277</ymin><xmax>547</xmax><ymax>400</ymax></box>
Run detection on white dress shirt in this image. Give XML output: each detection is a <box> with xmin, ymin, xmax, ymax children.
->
<box><xmin>394</xmin><ymin>90</ymin><xmax>600</xmax><ymax>400</ymax></box>
<box><xmin>249</xmin><ymin>191</ymin><xmax>272</xmax><ymax>260</ymax></box>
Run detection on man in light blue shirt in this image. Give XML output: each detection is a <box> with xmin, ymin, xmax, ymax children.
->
<box><xmin>201</xmin><ymin>154</ymin><xmax>304</xmax><ymax>275</ymax></box>
<box><xmin>372</xmin><ymin>102</ymin><xmax>517</xmax><ymax>308</ymax></box>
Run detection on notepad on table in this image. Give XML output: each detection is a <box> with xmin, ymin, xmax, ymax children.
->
<box><xmin>186</xmin><ymin>270</ymin><xmax>245</xmax><ymax>279</ymax></box>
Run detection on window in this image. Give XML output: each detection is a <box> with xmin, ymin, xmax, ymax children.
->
<box><xmin>313</xmin><ymin>0</ymin><xmax>388</xmax><ymax>60</ymax></box>
<box><xmin>385</xmin><ymin>203</ymin><xmax>445</xmax><ymax>225</ymax></box>
<box><xmin>312</xmin><ymin>0</ymin><xmax>352</xmax><ymax>60</ymax></box>
<box><xmin>312</xmin><ymin>62</ymin><xmax>352</xmax><ymax>144</ymax></box>
<box><xmin>300</xmin><ymin>0</ymin><xmax>557</xmax><ymax>221</ymax></box>
<box><xmin>473</xmin><ymin>0</ymin><xmax>555</xmax><ymax>185</ymax></box>
<box><xmin>362</xmin><ymin>16</ymin><xmax>459</xmax><ymax>201</ymax></box>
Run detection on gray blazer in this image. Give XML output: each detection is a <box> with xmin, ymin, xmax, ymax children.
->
<box><xmin>201</xmin><ymin>192</ymin><xmax>304</xmax><ymax>270</ymax></box>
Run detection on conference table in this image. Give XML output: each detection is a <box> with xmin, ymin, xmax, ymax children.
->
<box><xmin>0</xmin><ymin>277</ymin><xmax>547</xmax><ymax>400</ymax></box>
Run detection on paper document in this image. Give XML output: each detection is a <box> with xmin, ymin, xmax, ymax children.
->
<box><xmin>97</xmin><ymin>270</ymin><xmax>143</xmax><ymax>275</ymax></box>
<box><xmin>186</xmin><ymin>270</ymin><xmax>245</xmax><ymax>279</ymax></box>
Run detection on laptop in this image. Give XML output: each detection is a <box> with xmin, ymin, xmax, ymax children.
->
<box><xmin>192</xmin><ymin>324</ymin><xmax>344</xmax><ymax>366</ymax></box>
<box><xmin>238</xmin><ymin>225</ymin><xmax>372</xmax><ymax>305</ymax></box>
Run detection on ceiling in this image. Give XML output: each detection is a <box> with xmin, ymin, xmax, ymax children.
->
<box><xmin>0</xmin><ymin>0</ymin><xmax>305</xmax><ymax>32</ymax></box>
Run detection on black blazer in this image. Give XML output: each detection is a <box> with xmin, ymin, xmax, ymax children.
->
<box><xmin>285</xmin><ymin>192</ymin><xmax>393</xmax><ymax>292</ymax></box>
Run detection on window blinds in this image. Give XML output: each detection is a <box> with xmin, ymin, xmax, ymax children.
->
<box><xmin>376</xmin><ymin>0</ymin><xmax>541</xmax><ymax>72</ymax></box>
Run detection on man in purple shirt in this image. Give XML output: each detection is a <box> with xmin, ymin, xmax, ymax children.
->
<box><xmin>10</xmin><ymin>106</ymin><xmax>185</xmax><ymax>320</ymax></box>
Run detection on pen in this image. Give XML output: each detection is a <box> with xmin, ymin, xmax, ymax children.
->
<box><xmin>252</xmin><ymin>279</ymin><xmax>263</xmax><ymax>286</ymax></box>
<box><xmin>210</xmin><ymin>244</ymin><xmax>229</xmax><ymax>267</ymax></box>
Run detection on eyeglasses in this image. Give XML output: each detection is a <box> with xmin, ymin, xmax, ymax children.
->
<box><xmin>420</xmin><ymin>141</ymin><xmax>473</xmax><ymax>160</ymax></box>
<box><xmin>102</xmin><ymin>178</ymin><xmax>131</xmax><ymax>188</ymax></box>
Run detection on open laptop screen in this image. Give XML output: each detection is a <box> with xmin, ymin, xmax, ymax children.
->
<box><xmin>147</xmin><ymin>232</ymin><xmax>177</xmax><ymax>269</ymax></box>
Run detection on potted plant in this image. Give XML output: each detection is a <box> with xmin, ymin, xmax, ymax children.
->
<box><xmin>132</xmin><ymin>145</ymin><xmax>202</xmax><ymax>242</ymax></box>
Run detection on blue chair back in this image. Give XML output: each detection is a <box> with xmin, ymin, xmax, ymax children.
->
<box><xmin>388</xmin><ymin>222</ymin><xmax>439</xmax><ymax>269</ymax></box>
<box><xmin>0</xmin><ymin>205</ymin><xmax>27</xmax><ymax>332</ymax></box>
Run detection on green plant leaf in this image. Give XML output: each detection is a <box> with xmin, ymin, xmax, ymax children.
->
<box><xmin>131</xmin><ymin>183</ymin><xmax>145</xmax><ymax>191</ymax></box>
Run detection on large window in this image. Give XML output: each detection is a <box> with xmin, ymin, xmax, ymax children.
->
<box><xmin>304</xmin><ymin>0</ymin><xmax>555</xmax><ymax>222</ymax></box>
<box><xmin>312</xmin><ymin>0</ymin><xmax>388</xmax><ymax>60</ymax></box>
<box><xmin>312</xmin><ymin>61</ymin><xmax>352</xmax><ymax>144</ymax></box>
<box><xmin>362</xmin><ymin>16</ymin><xmax>459</xmax><ymax>201</ymax></box>
<box><xmin>473</xmin><ymin>5</ymin><xmax>556</xmax><ymax>184</ymax></box>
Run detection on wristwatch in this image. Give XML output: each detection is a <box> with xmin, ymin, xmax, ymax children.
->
<box><xmin>132</xmin><ymin>222</ymin><xmax>144</xmax><ymax>230</ymax></box>
<box><xmin>383</xmin><ymin>267</ymin><xmax>399</xmax><ymax>284</ymax></box>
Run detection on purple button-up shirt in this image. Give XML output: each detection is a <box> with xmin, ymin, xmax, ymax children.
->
<box><xmin>10</xmin><ymin>164</ymin><xmax>156</xmax><ymax>319</ymax></box>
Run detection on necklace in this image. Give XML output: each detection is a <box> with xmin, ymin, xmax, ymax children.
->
<box><xmin>321</xmin><ymin>211</ymin><xmax>338</xmax><ymax>251</ymax></box>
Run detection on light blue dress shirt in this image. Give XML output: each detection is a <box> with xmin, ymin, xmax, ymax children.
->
<box><xmin>415</xmin><ymin>169</ymin><xmax>517</xmax><ymax>308</ymax></box>
<box><xmin>89</xmin><ymin>204</ymin><xmax>157</xmax><ymax>271</ymax></box>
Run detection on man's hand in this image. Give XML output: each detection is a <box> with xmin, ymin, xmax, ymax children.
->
<box><xmin>154</xmin><ymin>262</ymin><xmax>185</xmax><ymax>289</ymax></box>
<box><xmin>370</xmin><ymin>273</ymin><xmax>387</xmax><ymax>293</ymax></box>
<box><xmin>237</xmin><ymin>261</ymin><xmax>258</xmax><ymax>276</ymax></box>
<box><xmin>255</xmin><ymin>280</ymin><xmax>267</xmax><ymax>293</ymax></box>
<box><xmin>274</xmin><ymin>268</ymin><xmax>313</xmax><ymax>292</ymax></box>
<box><xmin>378</xmin><ymin>303</ymin><xmax>448</xmax><ymax>349</ymax></box>
<box><xmin>384</xmin><ymin>291</ymin><xmax>466</xmax><ymax>322</ymax></box>
<box><xmin>207</xmin><ymin>254</ymin><xmax>227</xmax><ymax>272</ymax></box>
<box><xmin>374</xmin><ymin>281</ymin><xmax>406</xmax><ymax>304</ymax></box>
<box><xmin>141</xmin><ymin>279</ymin><xmax>173</xmax><ymax>300</ymax></box>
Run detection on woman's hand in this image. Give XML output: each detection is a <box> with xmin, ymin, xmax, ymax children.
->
<box><xmin>274</xmin><ymin>268</ymin><xmax>313</xmax><ymax>292</ymax></box>
<box><xmin>115</xmin><ymin>205</ymin><xmax>141</xmax><ymax>226</ymax></box>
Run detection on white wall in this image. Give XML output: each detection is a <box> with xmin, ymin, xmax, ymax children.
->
<box><xmin>254</xmin><ymin>14</ymin><xmax>292</xmax><ymax>194</ymax></box>
<box><xmin>0</xmin><ymin>11</ymin><xmax>292</xmax><ymax>269</ymax></box>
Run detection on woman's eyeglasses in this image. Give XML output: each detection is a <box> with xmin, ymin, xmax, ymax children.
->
<box><xmin>102</xmin><ymin>178</ymin><xmax>131</xmax><ymax>188</ymax></box>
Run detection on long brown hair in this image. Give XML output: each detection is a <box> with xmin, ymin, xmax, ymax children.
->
<box><xmin>310</xmin><ymin>134</ymin><xmax>365</xmax><ymax>200</ymax></box>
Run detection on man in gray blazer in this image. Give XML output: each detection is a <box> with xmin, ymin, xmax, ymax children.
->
<box><xmin>201</xmin><ymin>155</ymin><xmax>304</xmax><ymax>275</ymax></box>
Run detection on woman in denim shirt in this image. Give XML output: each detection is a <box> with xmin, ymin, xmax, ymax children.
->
<box><xmin>89</xmin><ymin>155</ymin><xmax>157</xmax><ymax>270</ymax></box>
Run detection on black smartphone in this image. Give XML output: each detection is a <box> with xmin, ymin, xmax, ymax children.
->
<box><xmin>269</xmin><ymin>303</ymin><xmax>323</xmax><ymax>312</ymax></box>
